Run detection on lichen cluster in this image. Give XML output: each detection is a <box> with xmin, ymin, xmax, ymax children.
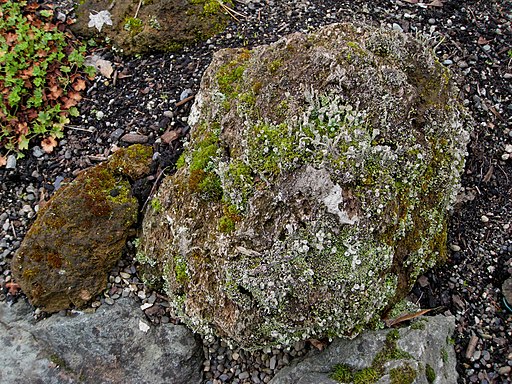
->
<box><xmin>141</xmin><ymin>23</ymin><xmax>471</xmax><ymax>349</ymax></box>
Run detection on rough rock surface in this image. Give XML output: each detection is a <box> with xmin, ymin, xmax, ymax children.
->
<box><xmin>71</xmin><ymin>0</ymin><xmax>231</xmax><ymax>55</ymax></box>
<box><xmin>11</xmin><ymin>145</ymin><xmax>153</xmax><ymax>312</ymax></box>
<box><xmin>0</xmin><ymin>298</ymin><xmax>203</xmax><ymax>384</ymax></box>
<box><xmin>269</xmin><ymin>315</ymin><xmax>458</xmax><ymax>384</ymax></box>
<box><xmin>140</xmin><ymin>23</ymin><xmax>471</xmax><ymax>349</ymax></box>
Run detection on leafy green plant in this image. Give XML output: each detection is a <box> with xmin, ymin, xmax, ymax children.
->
<box><xmin>124</xmin><ymin>17</ymin><xmax>144</xmax><ymax>36</ymax></box>
<box><xmin>0</xmin><ymin>0</ymin><xmax>94</xmax><ymax>161</ymax></box>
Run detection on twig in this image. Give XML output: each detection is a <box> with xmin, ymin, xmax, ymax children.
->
<box><xmin>218</xmin><ymin>0</ymin><xmax>247</xmax><ymax>21</ymax></box>
<box><xmin>175</xmin><ymin>94</ymin><xmax>195</xmax><ymax>107</ymax></box>
<box><xmin>66</xmin><ymin>125</ymin><xmax>96</xmax><ymax>133</ymax></box>
<box><xmin>134</xmin><ymin>0</ymin><xmax>143</xmax><ymax>18</ymax></box>
<box><xmin>142</xmin><ymin>166</ymin><xmax>170</xmax><ymax>212</ymax></box>
<box><xmin>11</xmin><ymin>222</ymin><xmax>17</xmax><ymax>238</ymax></box>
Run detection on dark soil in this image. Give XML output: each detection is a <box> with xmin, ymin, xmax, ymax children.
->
<box><xmin>1</xmin><ymin>0</ymin><xmax>511</xmax><ymax>383</ymax></box>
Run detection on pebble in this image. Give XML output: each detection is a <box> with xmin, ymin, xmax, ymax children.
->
<box><xmin>239</xmin><ymin>371</ymin><xmax>250</xmax><ymax>380</ymax></box>
<box><xmin>5</xmin><ymin>155</ymin><xmax>16</xmax><ymax>169</ymax></box>
<box><xmin>105</xmin><ymin>297</ymin><xmax>115</xmax><ymax>305</ymax></box>
<box><xmin>120</xmin><ymin>133</ymin><xmax>149</xmax><ymax>144</ymax></box>
<box><xmin>392</xmin><ymin>23</ymin><xmax>403</xmax><ymax>32</ymax></box>
<box><xmin>450</xmin><ymin>244</ymin><xmax>461</xmax><ymax>252</ymax></box>
<box><xmin>480</xmin><ymin>215</ymin><xmax>489</xmax><ymax>223</ymax></box>
<box><xmin>32</xmin><ymin>146</ymin><xmax>44</xmax><ymax>158</ymax></box>
<box><xmin>498</xmin><ymin>366</ymin><xmax>511</xmax><ymax>375</ymax></box>
<box><xmin>110</xmin><ymin>128</ymin><xmax>125</xmax><ymax>141</ymax></box>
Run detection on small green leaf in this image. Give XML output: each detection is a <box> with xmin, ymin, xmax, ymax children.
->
<box><xmin>18</xmin><ymin>136</ymin><xmax>30</xmax><ymax>151</ymax></box>
<box><xmin>68</xmin><ymin>107</ymin><xmax>80</xmax><ymax>117</ymax></box>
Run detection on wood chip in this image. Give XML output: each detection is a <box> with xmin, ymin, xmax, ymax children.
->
<box><xmin>482</xmin><ymin>166</ymin><xmax>494</xmax><ymax>183</ymax></box>
<box><xmin>161</xmin><ymin>129</ymin><xmax>181</xmax><ymax>144</ymax></box>
<box><xmin>465</xmin><ymin>334</ymin><xmax>479</xmax><ymax>359</ymax></box>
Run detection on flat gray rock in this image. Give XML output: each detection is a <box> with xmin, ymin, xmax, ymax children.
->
<box><xmin>270</xmin><ymin>315</ymin><xmax>458</xmax><ymax>384</ymax></box>
<box><xmin>0</xmin><ymin>298</ymin><xmax>203</xmax><ymax>384</ymax></box>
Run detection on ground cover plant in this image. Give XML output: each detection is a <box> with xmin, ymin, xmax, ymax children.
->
<box><xmin>0</xmin><ymin>0</ymin><xmax>93</xmax><ymax>163</ymax></box>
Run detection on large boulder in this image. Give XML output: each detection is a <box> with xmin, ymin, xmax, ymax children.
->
<box><xmin>11</xmin><ymin>145</ymin><xmax>153</xmax><ymax>312</ymax></box>
<box><xmin>140</xmin><ymin>23</ymin><xmax>471</xmax><ymax>349</ymax></box>
<box><xmin>0</xmin><ymin>298</ymin><xmax>203</xmax><ymax>384</ymax></box>
<box><xmin>71</xmin><ymin>0</ymin><xmax>231</xmax><ymax>55</ymax></box>
<box><xmin>269</xmin><ymin>315</ymin><xmax>458</xmax><ymax>384</ymax></box>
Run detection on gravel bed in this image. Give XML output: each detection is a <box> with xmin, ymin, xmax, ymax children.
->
<box><xmin>1</xmin><ymin>0</ymin><xmax>511</xmax><ymax>383</ymax></box>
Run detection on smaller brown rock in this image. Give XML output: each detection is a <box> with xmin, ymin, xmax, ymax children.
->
<box><xmin>11</xmin><ymin>145</ymin><xmax>153</xmax><ymax>312</ymax></box>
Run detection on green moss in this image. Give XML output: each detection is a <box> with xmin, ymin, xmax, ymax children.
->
<box><xmin>150</xmin><ymin>197</ymin><xmax>162</xmax><ymax>213</ymax></box>
<box><xmin>353</xmin><ymin>368</ymin><xmax>380</xmax><ymax>384</ymax></box>
<box><xmin>267</xmin><ymin>59</ymin><xmax>283</xmax><ymax>74</ymax></box>
<box><xmin>441</xmin><ymin>348</ymin><xmax>449</xmax><ymax>363</ymax></box>
<box><xmin>174</xmin><ymin>256</ymin><xmax>188</xmax><ymax>285</ymax></box>
<box><xmin>124</xmin><ymin>17</ymin><xmax>144</xmax><ymax>36</ymax></box>
<box><xmin>390</xmin><ymin>364</ymin><xmax>417</xmax><ymax>384</ymax></box>
<box><xmin>165</xmin><ymin>41</ymin><xmax>183</xmax><ymax>52</ymax></box>
<box><xmin>331</xmin><ymin>364</ymin><xmax>352</xmax><ymax>382</ymax></box>
<box><xmin>216</xmin><ymin>49</ymin><xmax>251</xmax><ymax>102</ymax></box>
<box><xmin>106</xmin><ymin>144</ymin><xmax>153</xmax><ymax>180</ymax></box>
<box><xmin>425</xmin><ymin>364</ymin><xmax>436</xmax><ymax>383</ymax></box>
<box><xmin>218</xmin><ymin>215</ymin><xmax>235</xmax><ymax>233</ymax></box>
<box><xmin>410</xmin><ymin>320</ymin><xmax>427</xmax><ymax>330</ymax></box>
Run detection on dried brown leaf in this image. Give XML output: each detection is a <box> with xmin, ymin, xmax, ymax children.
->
<box><xmin>0</xmin><ymin>155</ymin><xmax>6</xmax><ymax>167</ymax></box>
<box><xmin>384</xmin><ymin>308</ymin><xmax>433</xmax><ymax>327</ymax></box>
<box><xmin>427</xmin><ymin>0</ymin><xmax>443</xmax><ymax>7</ymax></box>
<box><xmin>308</xmin><ymin>338</ymin><xmax>328</xmax><ymax>351</ymax></box>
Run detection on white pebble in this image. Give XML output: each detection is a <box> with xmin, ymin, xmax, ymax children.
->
<box><xmin>480</xmin><ymin>215</ymin><xmax>489</xmax><ymax>223</ymax></box>
<box><xmin>139</xmin><ymin>320</ymin><xmax>150</xmax><ymax>333</ymax></box>
<box><xmin>449</xmin><ymin>244</ymin><xmax>461</xmax><ymax>252</ymax></box>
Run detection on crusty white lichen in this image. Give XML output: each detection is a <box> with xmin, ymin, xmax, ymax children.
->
<box><xmin>140</xmin><ymin>22</ymin><xmax>471</xmax><ymax>349</ymax></box>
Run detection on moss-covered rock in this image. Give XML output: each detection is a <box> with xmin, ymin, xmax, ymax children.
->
<box><xmin>71</xmin><ymin>0</ymin><xmax>231</xmax><ymax>55</ymax></box>
<box><xmin>140</xmin><ymin>23</ymin><xmax>471</xmax><ymax>349</ymax></box>
<box><xmin>12</xmin><ymin>145</ymin><xmax>153</xmax><ymax>312</ymax></box>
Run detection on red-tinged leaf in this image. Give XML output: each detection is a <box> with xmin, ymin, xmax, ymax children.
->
<box><xmin>62</xmin><ymin>97</ymin><xmax>77</xmax><ymax>109</ymax></box>
<box><xmin>16</xmin><ymin>122</ymin><xmax>28</xmax><ymax>136</ymax></box>
<box><xmin>41</xmin><ymin>136</ymin><xmax>58</xmax><ymax>153</ymax></box>
<box><xmin>48</xmin><ymin>84</ymin><xmax>63</xmax><ymax>100</ymax></box>
<box><xmin>5</xmin><ymin>32</ymin><xmax>18</xmax><ymax>45</ymax></box>
<box><xmin>6</xmin><ymin>282</ymin><xmax>21</xmax><ymax>295</ymax></box>
<box><xmin>68</xmin><ymin>91</ymin><xmax>82</xmax><ymax>102</ymax></box>
<box><xmin>0</xmin><ymin>155</ymin><xmax>6</xmax><ymax>167</ymax></box>
<box><xmin>384</xmin><ymin>308</ymin><xmax>433</xmax><ymax>327</ymax></box>
<box><xmin>72</xmin><ymin>78</ymin><xmax>87</xmax><ymax>92</ymax></box>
